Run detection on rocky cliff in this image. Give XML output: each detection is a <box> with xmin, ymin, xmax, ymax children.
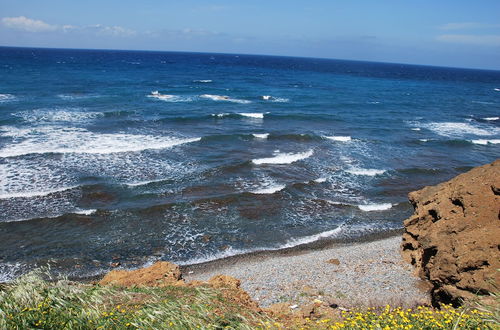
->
<box><xmin>401</xmin><ymin>160</ymin><xmax>500</xmax><ymax>305</ymax></box>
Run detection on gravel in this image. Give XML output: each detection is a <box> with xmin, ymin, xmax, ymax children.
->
<box><xmin>184</xmin><ymin>236</ymin><xmax>430</xmax><ymax>308</ymax></box>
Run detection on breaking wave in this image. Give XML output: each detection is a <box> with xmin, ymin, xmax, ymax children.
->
<box><xmin>252</xmin><ymin>150</ymin><xmax>314</xmax><ymax>165</ymax></box>
<box><xmin>0</xmin><ymin>126</ymin><xmax>200</xmax><ymax>158</ymax></box>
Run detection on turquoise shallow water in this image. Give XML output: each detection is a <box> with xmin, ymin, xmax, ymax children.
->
<box><xmin>0</xmin><ymin>47</ymin><xmax>499</xmax><ymax>279</ymax></box>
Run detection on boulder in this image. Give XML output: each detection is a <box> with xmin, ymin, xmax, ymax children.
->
<box><xmin>401</xmin><ymin>160</ymin><xmax>500</xmax><ymax>305</ymax></box>
<box><xmin>99</xmin><ymin>261</ymin><xmax>184</xmax><ymax>287</ymax></box>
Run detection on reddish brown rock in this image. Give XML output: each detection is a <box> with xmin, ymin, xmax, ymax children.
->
<box><xmin>327</xmin><ymin>258</ymin><xmax>341</xmax><ymax>265</ymax></box>
<box><xmin>207</xmin><ymin>275</ymin><xmax>260</xmax><ymax>311</ymax></box>
<box><xmin>401</xmin><ymin>160</ymin><xmax>500</xmax><ymax>305</ymax></box>
<box><xmin>99</xmin><ymin>261</ymin><xmax>184</xmax><ymax>287</ymax></box>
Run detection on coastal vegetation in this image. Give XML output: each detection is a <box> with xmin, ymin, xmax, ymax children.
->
<box><xmin>0</xmin><ymin>270</ymin><xmax>497</xmax><ymax>329</ymax></box>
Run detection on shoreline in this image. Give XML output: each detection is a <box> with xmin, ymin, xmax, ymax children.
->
<box><xmin>181</xmin><ymin>228</ymin><xmax>404</xmax><ymax>274</ymax></box>
<box><xmin>67</xmin><ymin>228</ymin><xmax>404</xmax><ymax>284</ymax></box>
<box><xmin>184</xmin><ymin>232</ymin><xmax>430</xmax><ymax>308</ymax></box>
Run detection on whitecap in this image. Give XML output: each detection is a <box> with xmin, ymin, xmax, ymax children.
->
<box><xmin>211</xmin><ymin>113</ymin><xmax>230</xmax><ymax>118</ymax></box>
<box><xmin>74</xmin><ymin>209</ymin><xmax>97</xmax><ymax>215</ymax></box>
<box><xmin>147</xmin><ymin>91</ymin><xmax>194</xmax><ymax>102</ymax></box>
<box><xmin>424</xmin><ymin>122</ymin><xmax>499</xmax><ymax>137</ymax></box>
<box><xmin>0</xmin><ymin>126</ymin><xmax>201</xmax><ymax>158</ymax></box>
<box><xmin>200</xmin><ymin>94</ymin><xmax>251</xmax><ymax>104</ymax></box>
<box><xmin>358</xmin><ymin>203</ymin><xmax>393</xmax><ymax>211</ymax></box>
<box><xmin>124</xmin><ymin>178</ymin><xmax>166</xmax><ymax>187</ymax></box>
<box><xmin>483</xmin><ymin>117</ymin><xmax>499</xmax><ymax>121</ymax></box>
<box><xmin>147</xmin><ymin>91</ymin><xmax>175</xmax><ymax>101</ymax></box>
<box><xmin>346</xmin><ymin>168</ymin><xmax>386</xmax><ymax>176</ymax></box>
<box><xmin>252</xmin><ymin>150</ymin><xmax>313</xmax><ymax>165</ymax></box>
<box><xmin>193</xmin><ymin>80</ymin><xmax>212</xmax><ymax>83</ymax></box>
<box><xmin>238</xmin><ymin>112</ymin><xmax>267</xmax><ymax>119</ymax></box>
<box><xmin>419</xmin><ymin>139</ymin><xmax>429</xmax><ymax>142</ymax></box>
<box><xmin>471</xmin><ymin>139</ymin><xmax>500</xmax><ymax>145</ymax></box>
<box><xmin>411</xmin><ymin>128</ymin><xmax>421</xmax><ymax>131</ymax></box>
<box><xmin>251</xmin><ymin>184</ymin><xmax>286</xmax><ymax>194</ymax></box>
<box><xmin>494</xmin><ymin>88</ymin><xmax>500</xmax><ymax>92</ymax></box>
<box><xmin>261</xmin><ymin>95</ymin><xmax>289</xmax><ymax>102</ymax></box>
<box><xmin>325</xmin><ymin>136</ymin><xmax>351</xmax><ymax>142</ymax></box>
<box><xmin>252</xmin><ymin>133</ymin><xmax>269</xmax><ymax>139</ymax></box>
<box><xmin>0</xmin><ymin>93</ymin><xmax>16</xmax><ymax>102</ymax></box>
<box><xmin>314</xmin><ymin>177</ymin><xmax>327</xmax><ymax>183</ymax></box>
<box><xmin>0</xmin><ymin>185</ymin><xmax>79</xmax><ymax>199</ymax></box>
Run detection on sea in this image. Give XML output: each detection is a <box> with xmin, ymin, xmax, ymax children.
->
<box><xmin>1</xmin><ymin>46</ymin><xmax>499</xmax><ymax>281</ymax></box>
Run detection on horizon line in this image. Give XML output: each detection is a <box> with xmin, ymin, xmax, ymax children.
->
<box><xmin>1</xmin><ymin>44</ymin><xmax>499</xmax><ymax>73</ymax></box>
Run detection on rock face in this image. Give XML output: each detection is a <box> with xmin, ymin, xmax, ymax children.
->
<box><xmin>401</xmin><ymin>160</ymin><xmax>500</xmax><ymax>305</ymax></box>
<box><xmin>99</xmin><ymin>262</ymin><xmax>260</xmax><ymax>311</ymax></box>
<box><xmin>99</xmin><ymin>261</ymin><xmax>184</xmax><ymax>287</ymax></box>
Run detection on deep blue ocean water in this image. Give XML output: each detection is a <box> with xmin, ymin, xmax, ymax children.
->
<box><xmin>0</xmin><ymin>47</ymin><xmax>499</xmax><ymax>280</ymax></box>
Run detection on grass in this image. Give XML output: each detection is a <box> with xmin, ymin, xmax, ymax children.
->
<box><xmin>0</xmin><ymin>270</ymin><xmax>268</xmax><ymax>329</ymax></box>
<box><xmin>0</xmin><ymin>270</ymin><xmax>497</xmax><ymax>329</ymax></box>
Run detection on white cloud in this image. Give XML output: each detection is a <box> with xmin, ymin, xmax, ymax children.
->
<box><xmin>2</xmin><ymin>16</ymin><xmax>57</xmax><ymax>32</ymax></box>
<box><xmin>1</xmin><ymin>16</ymin><xmax>136</xmax><ymax>37</ymax></box>
<box><xmin>439</xmin><ymin>22</ymin><xmax>500</xmax><ymax>30</ymax></box>
<box><xmin>89</xmin><ymin>24</ymin><xmax>137</xmax><ymax>37</ymax></box>
<box><xmin>436</xmin><ymin>34</ymin><xmax>500</xmax><ymax>46</ymax></box>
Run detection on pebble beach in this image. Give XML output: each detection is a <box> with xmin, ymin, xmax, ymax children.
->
<box><xmin>184</xmin><ymin>235</ymin><xmax>430</xmax><ymax>308</ymax></box>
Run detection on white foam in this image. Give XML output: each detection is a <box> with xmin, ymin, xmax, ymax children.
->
<box><xmin>0</xmin><ymin>93</ymin><xmax>15</xmax><ymax>102</ymax></box>
<box><xmin>419</xmin><ymin>139</ymin><xmax>429</xmax><ymax>142</ymax></box>
<box><xmin>177</xmin><ymin>226</ymin><xmax>343</xmax><ymax>266</ymax></box>
<box><xmin>425</xmin><ymin>122</ymin><xmax>500</xmax><ymax>137</ymax></box>
<box><xmin>280</xmin><ymin>227</ymin><xmax>344</xmax><ymax>248</ymax></box>
<box><xmin>0</xmin><ymin>126</ymin><xmax>200</xmax><ymax>158</ymax></box>
<box><xmin>147</xmin><ymin>91</ymin><xmax>194</xmax><ymax>102</ymax></box>
<box><xmin>147</xmin><ymin>94</ymin><xmax>174</xmax><ymax>101</ymax></box>
<box><xmin>200</xmin><ymin>94</ymin><xmax>251</xmax><ymax>104</ymax></box>
<box><xmin>238</xmin><ymin>112</ymin><xmax>267</xmax><ymax>119</ymax></box>
<box><xmin>483</xmin><ymin>117</ymin><xmax>499</xmax><ymax>121</ymax></box>
<box><xmin>252</xmin><ymin>133</ymin><xmax>269</xmax><ymax>139</ymax></box>
<box><xmin>358</xmin><ymin>203</ymin><xmax>393</xmax><ymax>211</ymax></box>
<box><xmin>74</xmin><ymin>209</ymin><xmax>96</xmax><ymax>215</ymax></box>
<box><xmin>325</xmin><ymin>136</ymin><xmax>351</xmax><ymax>142</ymax></box>
<box><xmin>346</xmin><ymin>168</ymin><xmax>386</xmax><ymax>176</ymax></box>
<box><xmin>471</xmin><ymin>139</ymin><xmax>500</xmax><ymax>145</ymax></box>
<box><xmin>314</xmin><ymin>177</ymin><xmax>327</xmax><ymax>183</ymax></box>
<box><xmin>201</xmin><ymin>94</ymin><xmax>229</xmax><ymax>101</ymax></box>
<box><xmin>0</xmin><ymin>185</ymin><xmax>79</xmax><ymax>199</ymax></box>
<box><xmin>411</xmin><ymin>128</ymin><xmax>421</xmax><ymax>131</ymax></box>
<box><xmin>57</xmin><ymin>93</ymin><xmax>100</xmax><ymax>100</ymax></box>
<box><xmin>271</xmin><ymin>97</ymin><xmax>289</xmax><ymax>103</ymax></box>
<box><xmin>251</xmin><ymin>184</ymin><xmax>286</xmax><ymax>194</ymax></box>
<box><xmin>252</xmin><ymin>150</ymin><xmax>313</xmax><ymax>165</ymax></box>
<box><xmin>261</xmin><ymin>95</ymin><xmax>289</xmax><ymax>102</ymax></box>
<box><xmin>211</xmin><ymin>113</ymin><xmax>230</xmax><ymax>118</ymax></box>
<box><xmin>494</xmin><ymin>88</ymin><xmax>500</xmax><ymax>92</ymax></box>
<box><xmin>16</xmin><ymin>109</ymin><xmax>103</xmax><ymax>123</ymax></box>
<box><xmin>193</xmin><ymin>80</ymin><xmax>212</xmax><ymax>83</ymax></box>
<box><xmin>0</xmin><ymin>262</ymin><xmax>25</xmax><ymax>282</ymax></box>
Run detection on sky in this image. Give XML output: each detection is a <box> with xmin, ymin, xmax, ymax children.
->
<box><xmin>1</xmin><ymin>0</ymin><xmax>500</xmax><ymax>70</ymax></box>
